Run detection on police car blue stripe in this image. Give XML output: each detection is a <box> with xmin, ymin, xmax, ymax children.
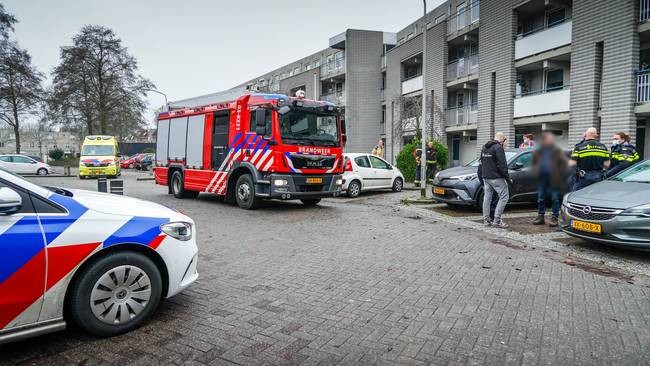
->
<box><xmin>0</xmin><ymin>217</ymin><xmax>47</xmax><ymax>285</ymax></box>
<box><xmin>103</xmin><ymin>216</ymin><xmax>169</xmax><ymax>248</ymax></box>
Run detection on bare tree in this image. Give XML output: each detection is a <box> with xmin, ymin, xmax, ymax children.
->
<box><xmin>23</xmin><ymin>112</ymin><xmax>51</xmax><ymax>158</ymax></box>
<box><xmin>49</xmin><ymin>25</ymin><xmax>154</xmax><ymax>139</ymax></box>
<box><xmin>389</xmin><ymin>92</ymin><xmax>444</xmax><ymax>148</ymax></box>
<box><xmin>0</xmin><ymin>42</ymin><xmax>44</xmax><ymax>153</ymax></box>
<box><xmin>0</xmin><ymin>3</ymin><xmax>16</xmax><ymax>40</ymax></box>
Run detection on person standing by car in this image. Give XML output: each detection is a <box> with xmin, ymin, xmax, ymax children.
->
<box><xmin>606</xmin><ymin>132</ymin><xmax>640</xmax><ymax>178</ymax></box>
<box><xmin>480</xmin><ymin>132</ymin><xmax>511</xmax><ymax>228</ymax></box>
<box><xmin>425</xmin><ymin>141</ymin><xmax>437</xmax><ymax>184</ymax></box>
<box><xmin>372</xmin><ymin>139</ymin><xmax>385</xmax><ymax>158</ymax></box>
<box><xmin>477</xmin><ymin>160</ymin><xmax>498</xmax><ymax>221</ymax></box>
<box><xmin>569</xmin><ymin>127</ymin><xmax>609</xmax><ymax>191</ymax></box>
<box><xmin>519</xmin><ymin>134</ymin><xmax>535</xmax><ymax>149</ymax></box>
<box><xmin>532</xmin><ymin>131</ymin><xmax>567</xmax><ymax>227</ymax></box>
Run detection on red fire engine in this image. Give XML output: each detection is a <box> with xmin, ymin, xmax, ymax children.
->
<box><xmin>153</xmin><ymin>93</ymin><xmax>345</xmax><ymax>209</ymax></box>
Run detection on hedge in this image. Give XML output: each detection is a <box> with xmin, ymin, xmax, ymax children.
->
<box><xmin>395</xmin><ymin>139</ymin><xmax>448</xmax><ymax>182</ymax></box>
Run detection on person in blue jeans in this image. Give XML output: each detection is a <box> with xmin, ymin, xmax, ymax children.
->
<box><xmin>531</xmin><ymin>131</ymin><xmax>567</xmax><ymax>227</ymax></box>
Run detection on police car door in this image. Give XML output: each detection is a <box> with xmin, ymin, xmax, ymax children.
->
<box><xmin>0</xmin><ymin>181</ymin><xmax>46</xmax><ymax>330</ymax></box>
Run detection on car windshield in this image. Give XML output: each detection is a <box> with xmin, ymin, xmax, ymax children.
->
<box><xmin>81</xmin><ymin>145</ymin><xmax>115</xmax><ymax>156</ymax></box>
<box><xmin>466</xmin><ymin>151</ymin><xmax>518</xmax><ymax>167</ymax></box>
<box><xmin>279</xmin><ymin>108</ymin><xmax>339</xmax><ymax>147</ymax></box>
<box><xmin>610</xmin><ymin>160</ymin><xmax>650</xmax><ymax>183</ymax></box>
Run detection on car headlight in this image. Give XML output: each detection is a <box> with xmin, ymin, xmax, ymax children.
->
<box><xmin>335</xmin><ymin>179</ymin><xmax>343</xmax><ymax>186</ymax></box>
<box><xmin>160</xmin><ymin>222</ymin><xmax>193</xmax><ymax>241</ymax></box>
<box><xmin>562</xmin><ymin>193</ymin><xmax>570</xmax><ymax>207</ymax></box>
<box><xmin>449</xmin><ymin>173</ymin><xmax>477</xmax><ymax>181</ymax></box>
<box><xmin>274</xmin><ymin>179</ymin><xmax>288</xmax><ymax>186</ymax></box>
<box><xmin>434</xmin><ymin>172</ymin><xmax>440</xmax><ymax>180</ymax></box>
<box><xmin>621</xmin><ymin>204</ymin><xmax>650</xmax><ymax>217</ymax></box>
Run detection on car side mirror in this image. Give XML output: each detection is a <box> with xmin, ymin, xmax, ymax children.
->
<box><xmin>255</xmin><ymin>109</ymin><xmax>267</xmax><ymax>135</ymax></box>
<box><xmin>387</xmin><ymin>164</ymin><xmax>393</xmax><ymax>170</ymax></box>
<box><xmin>0</xmin><ymin>187</ymin><xmax>22</xmax><ymax>215</ymax></box>
<box><xmin>512</xmin><ymin>162</ymin><xmax>524</xmax><ymax>170</ymax></box>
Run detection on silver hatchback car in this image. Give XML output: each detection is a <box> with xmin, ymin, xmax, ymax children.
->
<box><xmin>560</xmin><ymin>159</ymin><xmax>650</xmax><ymax>250</ymax></box>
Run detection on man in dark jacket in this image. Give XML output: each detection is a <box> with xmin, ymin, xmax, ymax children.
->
<box><xmin>480</xmin><ymin>132</ymin><xmax>511</xmax><ymax>228</ymax></box>
<box><xmin>532</xmin><ymin>131</ymin><xmax>567</xmax><ymax>227</ymax></box>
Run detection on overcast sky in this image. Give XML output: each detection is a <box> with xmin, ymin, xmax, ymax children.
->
<box><xmin>4</xmin><ymin>0</ymin><xmax>444</xmax><ymax>122</ymax></box>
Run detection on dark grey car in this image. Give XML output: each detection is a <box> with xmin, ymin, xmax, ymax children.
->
<box><xmin>432</xmin><ymin>149</ymin><xmax>538</xmax><ymax>208</ymax></box>
<box><xmin>560</xmin><ymin>159</ymin><xmax>650</xmax><ymax>250</ymax></box>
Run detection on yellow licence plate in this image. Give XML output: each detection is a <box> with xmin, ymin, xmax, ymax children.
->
<box><xmin>306</xmin><ymin>177</ymin><xmax>323</xmax><ymax>184</ymax></box>
<box><xmin>434</xmin><ymin>187</ymin><xmax>445</xmax><ymax>195</ymax></box>
<box><xmin>571</xmin><ymin>220</ymin><xmax>602</xmax><ymax>234</ymax></box>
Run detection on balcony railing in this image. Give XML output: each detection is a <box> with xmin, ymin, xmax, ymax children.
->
<box><xmin>320</xmin><ymin>91</ymin><xmax>345</xmax><ymax>105</ymax></box>
<box><xmin>642</xmin><ymin>0</ymin><xmax>650</xmax><ymax>22</ymax></box>
<box><xmin>447</xmin><ymin>54</ymin><xmax>479</xmax><ymax>80</ymax></box>
<box><xmin>320</xmin><ymin>57</ymin><xmax>345</xmax><ymax>77</ymax></box>
<box><xmin>402</xmin><ymin>75</ymin><xmax>423</xmax><ymax>94</ymax></box>
<box><xmin>446</xmin><ymin>104</ymin><xmax>478</xmax><ymax>126</ymax></box>
<box><xmin>447</xmin><ymin>1</ymin><xmax>480</xmax><ymax>35</ymax></box>
<box><xmin>514</xmin><ymin>85</ymin><xmax>570</xmax><ymax>118</ymax></box>
<box><xmin>515</xmin><ymin>19</ymin><xmax>572</xmax><ymax>60</ymax></box>
<box><xmin>637</xmin><ymin>70</ymin><xmax>650</xmax><ymax>103</ymax></box>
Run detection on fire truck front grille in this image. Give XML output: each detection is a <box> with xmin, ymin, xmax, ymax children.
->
<box><xmin>290</xmin><ymin>154</ymin><xmax>335</xmax><ymax>169</ymax></box>
<box><xmin>297</xmin><ymin>185</ymin><xmax>324</xmax><ymax>192</ymax></box>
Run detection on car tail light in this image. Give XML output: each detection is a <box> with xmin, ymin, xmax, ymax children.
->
<box><xmin>344</xmin><ymin>158</ymin><xmax>353</xmax><ymax>172</ymax></box>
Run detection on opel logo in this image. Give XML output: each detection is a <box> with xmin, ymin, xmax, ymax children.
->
<box><xmin>582</xmin><ymin>206</ymin><xmax>592</xmax><ymax>215</ymax></box>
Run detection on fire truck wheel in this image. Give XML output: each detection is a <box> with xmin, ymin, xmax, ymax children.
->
<box><xmin>171</xmin><ymin>171</ymin><xmax>198</xmax><ymax>199</ymax></box>
<box><xmin>235</xmin><ymin>174</ymin><xmax>260</xmax><ymax>210</ymax></box>
<box><xmin>300</xmin><ymin>199</ymin><xmax>321</xmax><ymax>206</ymax></box>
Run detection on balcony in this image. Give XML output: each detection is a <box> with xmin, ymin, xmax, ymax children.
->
<box><xmin>447</xmin><ymin>54</ymin><xmax>479</xmax><ymax>80</ymax></box>
<box><xmin>514</xmin><ymin>86</ymin><xmax>570</xmax><ymax>118</ymax></box>
<box><xmin>515</xmin><ymin>19</ymin><xmax>572</xmax><ymax>60</ymax></box>
<box><xmin>446</xmin><ymin>104</ymin><xmax>478</xmax><ymax>127</ymax></box>
<box><xmin>402</xmin><ymin>75</ymin><xmax>423</xmax><ymax>95</ymax></box>
<box><xmin>637</xmin><ymin>71</ymin><xmax>650</xmax><ymax>103</ymax></box>
<box><xmin>320</xmin><ymin>57</ymin><xmax>345</xmax><ymax>77</ymax></box>
<box><xmin>447</xmin><ymin>1</ymin><xmax>480</xmax><ymax>35</ymax></box>
<box><xmin>320</xmin><ymin>91</ymin><xmax>345</xmax><ymax>106</ymax></box>
<box><xmin>643</xmin><ymin>0</ymin><xmax>650</xmax><ymax>22</ymax></box>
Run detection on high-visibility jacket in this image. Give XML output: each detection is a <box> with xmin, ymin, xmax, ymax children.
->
<box><xmin>607</xmin><ymin>142</ymin><xmax>640</xmax><ymax>177</ymax></box>
<box><xmin>570</xmin><ymin>139</ymin><xmax>609</xmax><ymax>172</ymax></box>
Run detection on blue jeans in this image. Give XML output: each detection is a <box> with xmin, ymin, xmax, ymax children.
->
<box><xmin>538</xmin><ymin>174</ymin><xmax>560</xmax><ymax>217</ymax></box>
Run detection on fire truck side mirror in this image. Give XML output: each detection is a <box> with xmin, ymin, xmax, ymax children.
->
<box><xmin>255</xmin><ymin>109</ymin><xmax>267</xmax><ymax>135</ymax></box>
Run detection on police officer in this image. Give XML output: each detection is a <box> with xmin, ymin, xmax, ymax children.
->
<box><xmin>606</xmin><ymin>132</ymin><xmax>640</xmax><ymax>178</ymax></box>
<box><xmin>425</xmin><ymin>141</ymin><xmax>437</xmax><ymax>184</ymax></box>
<box><xmin>569</xmin><ymin>127</ymin><xmax>610</xmax><ymax>191</ymax></box>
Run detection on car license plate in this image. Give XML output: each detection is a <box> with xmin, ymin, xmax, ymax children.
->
<box><xmin>434</xmin><ymin>187</ymin><xmax>445</xmax><ymax>195</ymax></box>
<box><xmin>571</xmin><ymin>220</ymin><xmax>602</xmax><ymax>234</ymax></box>
<box><xmin>306</xmin><ymin>177</ymin><xmax>322</xmax><ymax>184</ymax></box>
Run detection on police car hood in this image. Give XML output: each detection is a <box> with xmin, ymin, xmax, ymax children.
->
<box><xmin>67</xmin><ymin>189</ymin><xmax>176</xmax><ymax>218</ymax></box>
<box><xmin>567</xmin><ymin>180</ymin><xmax>650</xmax><ymax>210</ymax></box>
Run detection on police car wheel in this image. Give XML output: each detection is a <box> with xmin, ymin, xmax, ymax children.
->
<box><xmin>235</xmin><ymin>174</ymin><xmax>260</xmax><ymax>209</ymax></box>
<box><xmin>67</xmin><ymin>251</ymin><xmax>162</xmax><ymax>337</ymax></box>
<box><xmin>347</xmin><ymin>180</ymin><xmax>361</xmax><ymax>198</ymax></box>
<box><xmin>300</xmin><ymin>199</ymin><xmax>321</xmax><ymax>206</ymax></box>
<box><xmin>392</xmin><ymin>177</ymin><xmax>403</xmax><ymax>192</ymax></box>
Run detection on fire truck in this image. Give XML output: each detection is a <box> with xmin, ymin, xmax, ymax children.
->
<box><xmin>153</xmin><ymin>93</ymin><xmax>345</xmax><ymax>209</ymax></box>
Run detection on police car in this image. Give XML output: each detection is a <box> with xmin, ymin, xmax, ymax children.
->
<box><xmin>0</xmin><ymin>169</ymin><xmax>198</xmax><ymax>344</ymax></box>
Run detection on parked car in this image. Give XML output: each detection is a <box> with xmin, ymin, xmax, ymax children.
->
<box><xmin>0</xmin><ymin>154</ymin><xmax>51</xmax><ymax>175</ymax></box>
<box><xmin>432</xmin><ymin>149</ymin><xmax>546</xmax><ymax>208</ymax></box>
<box><xmin>136</xmin><ymin>154</ymin><xmax>154</xmax><ymax>171</ymax></box>
<box><xmin>27</xmin><ymin>155</ymin><xmax>43</xmax><ymax>163</ymax></box>
<box><xmin>0</xmin><ymin>168</ymin><xmax>198</xmax><ymax>344</ymax></box>
<box><xmin>120</xmin><ymin>153</ymin><xmax>143</xmax><ymax>169</ymax></box>
<box><xmin>560</xmin><ymin>159</ymin><xmax>650</xmax><ymax>250</ymax></box>
<box><xmin>342</xmin><ymin>153</ymin><xmax>404</xmax><ymax>198</ymax></box>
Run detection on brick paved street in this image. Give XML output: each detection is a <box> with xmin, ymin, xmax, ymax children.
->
<box><xmin>2</xmin><ymin>172</ymin><xmax>650</xmax><ymax>365</ymax></box>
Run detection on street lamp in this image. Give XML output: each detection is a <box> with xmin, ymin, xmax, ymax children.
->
<box><xmin>143</xmin><ymin>88</ymin><xmax>169</xmax><ymax>111</ymax></box>
<box><xmin>420</xmin><ymin>0</ymin><xmax>428</xmax><ymax>198</ymax></box>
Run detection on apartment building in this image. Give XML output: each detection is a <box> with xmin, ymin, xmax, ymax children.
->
<box><xmin>385</xmin><ymin>0</ymin><xmax>645</xmax><ymax>167</ymax></box>
<box><xmin>234</xmin><ymin>29</ymin><xmax>397</xmax><ymax>153</ymax></box>
<box><xmin>0</xmin><ymin>129</ymin><xmax>80</xmax><ymax>158</ymax></box>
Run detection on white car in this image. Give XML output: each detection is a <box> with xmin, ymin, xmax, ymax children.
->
<box><xmin>0</xmin><ymin>154</ymin><xmax>51</xmax><ymax>175</ymax></box>
<box><xmin>342</xmin><ymin>153</ymin><xmax>404</xmax><ymax>197</ymax></box>
<box><xmin>0</xmin><ymin>169</ymin><xmax>198</xmax><ymax>344</ymax></box>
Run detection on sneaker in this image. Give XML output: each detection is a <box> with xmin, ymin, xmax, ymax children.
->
<box><xmin>548</xmin><ymin>216</ymin><xmax>559</xmax><ymax>227</ymax></box>
<box><xmin>483</xmin><ymin>218</ymin><xmax>492</xmax><ymax>227</ymax></box>
<box><xmin>532</xmin><ymin>215</ymin><xmax>545</xmax><ymax>225</ymax></box>
<box><xmin>493</xmin><ymin>220</ymin><xmax>509</xmax><ymax>229</ymax></box>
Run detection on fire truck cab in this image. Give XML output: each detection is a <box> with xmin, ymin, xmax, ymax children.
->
<box><xmin>153</xmin><ymin>93</ymin><xmax>344</xmax><ymax>209</ymax></box>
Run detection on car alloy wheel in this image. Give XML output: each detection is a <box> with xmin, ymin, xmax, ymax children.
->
<box><xmin>392</xmin><ymin>178</ymin><xmax>403</xmax><ymax>192</ymax></box>
<box><xmin>348</xmin><ymin>181</ymin><xmax>361</xmax><ymax>198</ymax></box>
<box><xmin>90</xmin><ymin>265</ymin><xmax>152</xmax><ymax>325</ymax></box>
<box><xmin>37</xmin><ymin>168</ymin><xmax>47</xmax><ymax>176</ymax></box>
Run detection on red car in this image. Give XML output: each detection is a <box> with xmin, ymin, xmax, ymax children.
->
<box><xmin>120</xmin><ymin>153</ymin><xmax>144</xmax><ymax>169</ymax></box>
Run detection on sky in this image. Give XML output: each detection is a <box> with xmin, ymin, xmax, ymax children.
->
<box><xmin>3</xmin><ymin>0</ymin><xmax>444</xmax><ymax>123</ymax></box>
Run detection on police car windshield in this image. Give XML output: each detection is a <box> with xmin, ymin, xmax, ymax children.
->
<box><xmin>81</xmin><ymin>145</ymin><xmax>114</xmax><ymax>156</ymax></box>
<box><xmin>466</xmin><ymin>151</ymin><xmax>518</xmax><ymax>167</ymax></box>
<box><xmin>279</xmin><ymin>108</ymin><xmax>339</xmax><ymax>147</ymax></box>
<box><xmin>611</xmin><ymin>160</ymin><xmax>650</xmax><ymax>183</ymax></box>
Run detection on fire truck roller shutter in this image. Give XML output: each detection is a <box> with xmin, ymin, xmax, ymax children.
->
<box><xmin>156</xmin><ymin>119</ymin><xmax>170</xmax><ymax>165</ymax></box>
<box><xmin>186</xmin><ymin>115</ymin><xmax>205</xmax><ymax>168</ymax></box>
<box><xmin>168</xmin><ymin>117</ymin><xmax>189</xmax><ymax>161</ymax></box>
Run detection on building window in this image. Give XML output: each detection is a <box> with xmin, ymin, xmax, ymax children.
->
<box><xmin>546</xmin><ymin>8</ymin><xmax>566</xmax><ymax>28</ymax></box>
<box><xmin>381</xmin><ymin>105</ymin><xmax>386</xmax><ymax>124</ymax></box>
<box><xmin>545</xmin><ymin>69</ymin><xmax>564</xmax><ymax>91</ymax></box>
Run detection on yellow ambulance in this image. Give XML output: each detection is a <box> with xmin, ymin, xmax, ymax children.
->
<box><xmin>78</xmin><ymin>135</ymin><xmax>120</xmax><ymax>178</ymax></box>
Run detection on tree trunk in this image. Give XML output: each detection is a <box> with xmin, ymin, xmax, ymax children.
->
<box><xmin>12</xmin><ymin>106</ymin><xmax>20</xmax><ymax>154</ymax></box>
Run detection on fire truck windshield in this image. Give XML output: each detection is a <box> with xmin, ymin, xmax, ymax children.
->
<box><xmin>279</xmin><ymin>109</ymin><xmax>339</xmax><ymax>147</ymax></box>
